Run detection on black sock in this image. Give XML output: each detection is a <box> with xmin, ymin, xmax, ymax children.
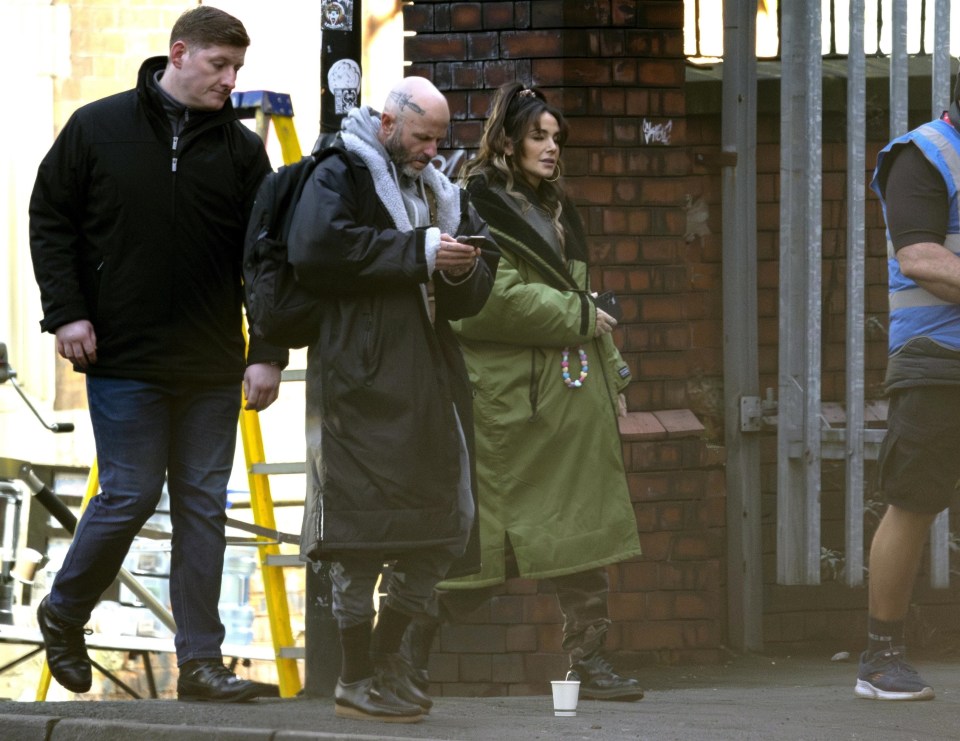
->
<box><xmin>340</xmin><ymin>621</ymin><xmax>373</xmax><ymax>683</ymax></box>
<box><xmin>372</xmin><ymin>604</ymin><xmax>412</xmax><ymax>655</ymax></box>
<box><xmin>867</xmin><ymin>616</ymin><xmax>904</xmax><ymax>657</ymax></box>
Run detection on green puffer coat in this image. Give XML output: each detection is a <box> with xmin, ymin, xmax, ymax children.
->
<box><xmin>439</xmin><ymin>178</ymin><xmax>641</xmax><ymax>589</ymax></box>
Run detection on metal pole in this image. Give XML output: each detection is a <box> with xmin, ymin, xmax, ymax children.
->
<box><xmin>928</xmin><ymin>0</ymin><xmax>952</xmax><ymax>589</ymax></box>
<box><xmin>931</xmin><ymin>0</ymin><xmax>951</xmax><ymax>117</ymax></box>
<box><xmin>778</xmin><ymin>0</ymin><xmax>823</xmax><ymax>585</ymax></box>
<box><xmin>801</xmin><ymin>0</ymin><xmax>824</xmax><ymax>585</ymax></box>
<box><xmin>844</xmin><ymin>0</ymin><xmax>866</xmax><ymax>587</ymax></box>
<box><xmin>314</xmin><ymin>0</ymin><xmax>363</xmax><ymax>149</ymax></box>
<box><xmin>303</xmin><ymin>0</ymin><xmax>363</xmax><ymax>698</ymax></box>
<box><xmin>778</xmin><ymin>0</ymin><xmax>802</xmax><ymax>586</ymax></box>
<box><xmin>889</xmin><ymin>0</ymin><xmax>908</xmax><ymax>139</ymax></box>
<box><xmin>722</xmin><ymin>0</ymin><xmax>762</xmax><ymax>651</ymax></box>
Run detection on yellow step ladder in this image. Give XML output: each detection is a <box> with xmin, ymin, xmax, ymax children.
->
<box><xmin>237</xmin><ymin>401</ymin><xmax>303</xmax><ymax>698</ymax></box>
<box><xmin>235</xmin><ymin>90</ymin><xmax>309</xmax><ymax>698</ymax></box>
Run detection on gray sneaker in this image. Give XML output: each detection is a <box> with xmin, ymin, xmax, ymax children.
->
<box><xmin>855</xmin><ymin>648</ymin><xmax>935</xmax><ymax>701</ymax></box>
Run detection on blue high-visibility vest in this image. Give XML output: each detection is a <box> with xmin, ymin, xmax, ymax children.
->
<box><xmin>873</xmin><ymin>118</ymin><xmax>960</xmax><ymax>354</ymax></box>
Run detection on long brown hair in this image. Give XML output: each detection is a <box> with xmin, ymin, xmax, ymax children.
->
<box><xmin>461</xmin><ymin>82</ymin><xmax>570</xmax><ymax>248</ymax></box>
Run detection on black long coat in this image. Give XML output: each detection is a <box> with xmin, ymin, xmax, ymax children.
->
<box><xmin>289</xmin><ymin>142</ymin><xmax>497</xmax><ymax>575</ymax></box>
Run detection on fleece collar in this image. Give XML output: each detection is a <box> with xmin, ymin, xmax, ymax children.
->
<box><xmin>340</xmin><ymin>106</ymin><xmax>462</xmax><ymax>233</ymax></box>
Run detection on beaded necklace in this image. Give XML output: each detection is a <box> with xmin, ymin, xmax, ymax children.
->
<box><xmin>561</xmin><ymin>346</ymin><xmax>588</xmax><ymax>388</ymax></box>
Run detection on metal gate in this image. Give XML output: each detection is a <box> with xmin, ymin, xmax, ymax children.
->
<box><xmin>718</xmin><ymin>0</ymin><xmax>955</xmax><ymax>651</ymax></box>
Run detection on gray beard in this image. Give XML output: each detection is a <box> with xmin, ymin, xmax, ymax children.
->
<box><xmin>384</xmin><ymin>131</ymin><xmax>425</xmax><ymax>182</ymax></box>
<box><xmin>398</xmin><ymin>163</ymin><xmax>422</xmax><ymax>182</ymax></box>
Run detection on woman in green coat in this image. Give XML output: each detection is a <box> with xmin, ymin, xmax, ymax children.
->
<box><xmin>407</xmin><ymin>82</ymin><xmax>643</xmax><ymax>701</ymax></box>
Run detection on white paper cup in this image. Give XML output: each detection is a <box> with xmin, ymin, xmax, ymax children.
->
<box><xmin>551</xmin><ymin>679</ymin><xmax>580</xmax><ymax>717</ymax></box>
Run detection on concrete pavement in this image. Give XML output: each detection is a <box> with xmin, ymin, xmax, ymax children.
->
<box><xmin>1</xmin><ymin>651</ymin><xmax>958</xmax><ymax>740</ymax></box>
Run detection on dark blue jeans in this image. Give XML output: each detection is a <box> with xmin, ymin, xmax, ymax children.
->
<box><xmin>49</xmin><ymin>376</ymin><xmax>240</xmax><ymax>664</ymax></box>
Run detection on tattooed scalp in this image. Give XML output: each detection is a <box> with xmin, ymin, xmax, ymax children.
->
<box><xmin>389</xmin><ymin>92</ymin><xmax>426</xmax><ymax>116</ymax></box>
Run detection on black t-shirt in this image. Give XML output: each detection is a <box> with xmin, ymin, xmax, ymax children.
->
<box><xmin>879</xmin><ymin>143</ymin><xmax>948</xmax><ymax>249</ymax></box>
<box><xmin>878</xmin><ymin>139</ymin><xmax>960</xmax><ymax>388</ymax></box>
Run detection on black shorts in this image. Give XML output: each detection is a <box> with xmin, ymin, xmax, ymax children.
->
<box><xmin>876</xmin><ymin>386</ymin><xmax>960</xmax><ymax>514</ymax></box>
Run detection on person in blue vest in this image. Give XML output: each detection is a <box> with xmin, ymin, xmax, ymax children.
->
<box><xmin>858</xmin><ymin>76</ymin><xmax>960</xmax><ymax>701</ymax></box>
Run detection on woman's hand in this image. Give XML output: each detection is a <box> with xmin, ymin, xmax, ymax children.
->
<box><xmin>595</xmin><ymin>308</ymin><xmax>617</xmax><ymax>336</ymax></box>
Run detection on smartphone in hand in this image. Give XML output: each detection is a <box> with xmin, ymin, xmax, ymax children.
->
<box><xmin>594</xmin><ymin>291</ymin><xmax>623</xmax><ymax>322</ymax></box>
<box><xmin>457</xmin><ymin>235</ymin><xmax>497</xmax><ymax>251</ymax></box>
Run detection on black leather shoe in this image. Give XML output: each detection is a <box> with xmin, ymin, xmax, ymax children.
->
<box><xmin>372</xmin><ymin>652</ymin><xmax>433</xmax><ymax>712</ymax></box>
<box><xmin>36</xmin><ymin>596</ymin><xmax>92</xmax><ymax>693</ymax></box>
<box><xmin>334</xmin><ymin>675</ymin><xmax>423</xmax><ymax>722</ymax></box>
<box><xmin>177</xmin><ymin>660</ymin><xmax>268</xmax><ymax>702</ymax></box>
<box><xmin>568</xmin><ymin>652</ymin><xmax>644</xmax><ymax>701</ymax></box>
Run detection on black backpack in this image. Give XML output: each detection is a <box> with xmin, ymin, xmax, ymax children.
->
<box><xmin>242</xmin><ymin>153</ymin><xmax>322</xmax><ymax>349</ymax></box>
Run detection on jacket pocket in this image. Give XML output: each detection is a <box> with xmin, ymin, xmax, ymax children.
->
<box><xmin>529</xmin><ymin>346</ymin><xmax>553</xmax><ymax>419</ymax></box>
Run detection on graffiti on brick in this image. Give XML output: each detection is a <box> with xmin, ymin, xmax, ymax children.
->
<box><xmin>642</xmin><ymin>118</ymin><xmax>673</xmax><ymax>146</ymax></box>
<box><xmin>433</xmin><ymin>149</ymin><xmax>469</xmax><ymax>178</ymax></box>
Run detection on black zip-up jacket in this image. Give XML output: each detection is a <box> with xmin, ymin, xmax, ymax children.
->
<box><xmin>29</xmin><ymin>56</ymin><xmax>282</xmax><ymax>383</ymax></box>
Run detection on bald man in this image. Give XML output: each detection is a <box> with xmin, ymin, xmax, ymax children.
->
<box><xmin>288</xmin><ymin>77</ymin><xmax>498</xmax><ymax>723</ymax></box>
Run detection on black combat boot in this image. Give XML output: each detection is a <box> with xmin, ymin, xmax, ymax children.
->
<box><xmin>567</xmin><ymin>652</ymin><xmax>644</xmax><ymax>701</ymax></box>
<box><xmin>401</xmin><ymin>618</ymin><xmax>439</xmax><ymax>691</ymax></box>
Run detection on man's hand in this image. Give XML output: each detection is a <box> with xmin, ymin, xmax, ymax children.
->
<box><xmin>243</xmin><ymin>362</ymin><xmax>282</xmax><ymax>412</ymax></box>
<box><xmin>436</xmin><ymin>234</ymin><xmax>481</xmax><ymax>277</ymax></box>
<box><xmin>55</xmin><ymin>320</ymin><xmax>97</xmax><ymax>369</ymax></box>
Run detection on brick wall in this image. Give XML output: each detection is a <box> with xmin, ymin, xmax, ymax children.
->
<box><xmin>405</xmin><ymin>0</ymin><xmax>722</xmax><ymax>420</ymax></box>
<box><xmin>54</xmin><ymin>1</ymin><xmax>183</xmax><ymax>134</ymax></box>
<box><xmin>405</xmin><ymin>1</ymin><xmax>727</xmax><ymax>695</ymax></box>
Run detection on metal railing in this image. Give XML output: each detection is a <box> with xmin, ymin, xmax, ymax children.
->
<box><xmin>688</xmin><ymin>0</ymin><xmax>947</xmax><ymax>60</ymax></box>
<box><xmin>718</xmin><ymin>0</ymin><xmax>955</xmax><ymax>653</ymax></box>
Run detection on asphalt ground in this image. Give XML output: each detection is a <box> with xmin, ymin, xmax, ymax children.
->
<box><xmin>1</xmin><ymin>651</ymin><xmax>958</xmax><ymax>740</ymax></box>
